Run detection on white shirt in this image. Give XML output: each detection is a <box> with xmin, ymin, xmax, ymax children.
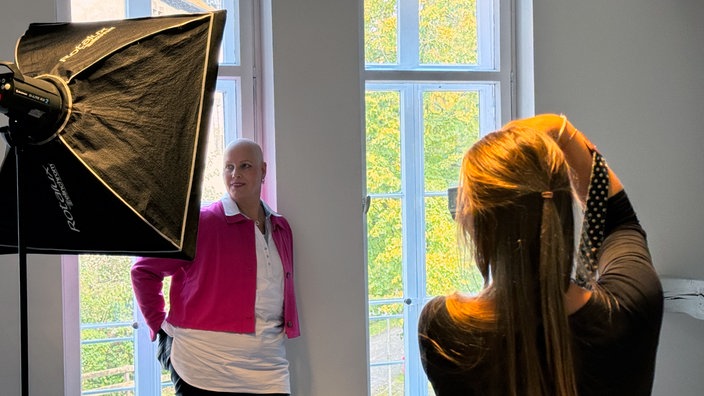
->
<box><xmin>163</xmin><ymin>197</ymin><xmax>289</xmax><ymax>393</ymax></box>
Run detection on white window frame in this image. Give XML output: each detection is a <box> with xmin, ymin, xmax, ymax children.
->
<box><xmin>59</xmin><ymin>0</ymin><xmax>263</xmax><ymax>394</ymax></box>
<box><xmin>364</xmin><ymin>0</ymin><xmax>517</xmax><ymax>394</ymax></box>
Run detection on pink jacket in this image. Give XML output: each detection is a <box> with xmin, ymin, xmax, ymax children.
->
<box><xmin>131</xmin><ymin>200</ymin><xmax>300</xmax><ymax>341</ymax></box>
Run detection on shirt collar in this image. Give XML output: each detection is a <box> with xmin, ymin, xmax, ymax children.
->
<box><xmin>220</xmin><ymin>194</ymin><xmax>279</xmax><ymax>219</ymax></box>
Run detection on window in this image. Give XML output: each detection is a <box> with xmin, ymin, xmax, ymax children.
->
<box><xmin>363</xmin><ymin>0</ymin><xmax>514</xmax><ymax>394</ymax></box>
<box><xmin>64</xmin><ymin>0</ymin><xmax>260</xmax><ymax>394</ymax></box>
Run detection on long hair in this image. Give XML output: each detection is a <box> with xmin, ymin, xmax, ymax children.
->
<box><xmin>447</xmin><ymin>126</ymin><xmax>577</xmax><ymax>396</ymax></box>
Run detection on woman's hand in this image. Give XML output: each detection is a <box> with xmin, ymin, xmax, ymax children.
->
<box><xmin>504</xmin><ymin>113</ymin><xmax>577</xmax><ymax>146</ymax></box>
<box><xmin>506</xmin><ymin>113</ymin><xmax>622</xmax><ymax>200</ymax></box>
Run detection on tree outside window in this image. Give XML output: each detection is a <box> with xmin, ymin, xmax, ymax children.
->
<box><xmin>364</xmin><ymin>0</ymin><xmax>512</xmax><ymax>394</ymax></box>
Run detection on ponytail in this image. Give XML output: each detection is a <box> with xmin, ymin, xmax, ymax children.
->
<box><xmin>448</xmin><ymin>127</ymin><xmax>578</xmax><ymax>396</ymax></box>
<box><xmin>539</xmin><ymin>190</ymin><xmax>578</xmax><ymax>396</ymax></box>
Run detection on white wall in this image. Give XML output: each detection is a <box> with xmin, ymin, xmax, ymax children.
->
<box><xmin>1</xmin><ymin>0</ymin><xmax>703</xmax><ymax>395</ymax></box>
<box><xmin>0</xmin><ymin>1</ymin><xmax>368</xmax><ymax>395</ymax></box>
<box><xmin>532</xmin><ymin>1</ymin><xmax>704</xmax><ymax>395</ymax></box>
<box><xmin>0</xmin><ymin>2</ymin><xmax>70</xmax><ymax>396</ymax></box>
<box><xmin>268</xmin><ymin>1</ymin><xmax>368</xmax><ymax>395</ymax></box>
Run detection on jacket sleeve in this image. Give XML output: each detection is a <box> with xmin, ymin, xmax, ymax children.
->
<box><xmin>131</xmin><ymin>256</ymin><xmax>188</xmax><ymax>341</ymax></box>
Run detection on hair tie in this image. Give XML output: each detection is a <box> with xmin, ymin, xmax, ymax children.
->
<box><xmin>541</xmin><ymin>191</ymin><xmax>553</xmax><ymax>199</ymax></box>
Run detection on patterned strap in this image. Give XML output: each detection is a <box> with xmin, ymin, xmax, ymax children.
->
<box><xmin>574</xmin><ymin>151</ymin><xmax>609</xmax><ymax>289</ymax></box>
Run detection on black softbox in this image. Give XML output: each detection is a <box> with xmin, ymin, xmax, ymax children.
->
<box><xmin>0</xmin><ymin>11</ymin><xmax>226</xmax><ymax>396</ymax></box>
<box><xmin>0</xmin><ymin>10</ymin><xmax>226</xmax><ymax>259</ymax></box>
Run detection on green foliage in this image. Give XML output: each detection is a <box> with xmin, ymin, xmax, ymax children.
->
<box><xmin>79</xmin><ymin>254</ymin><xmax>174</xmax><ymax>393</ymax></box>
<box><xmin>81</xmin><ymin>340</ymin><xmax>134</xmax><ymax>392</ymax></box>
<box><xmin>364</xmin><ymin>0</ymin><xmax>479</xmax><ymax>66</ymax></box>
<box><xmin>422</xmin><ymin>90</ymin><xmax>479</xmax><ymax>192</ymax></box>
<box><xmin>425</xmin><ymin>196</ymin><xmax>480</xmax><ymax>296</ymax></box>
<box><xmin>79</xmin><ymin>255</ymin><xmax>133</xmax><ymax>323</ymax></box>
<box><xmin>369</xmin><ymin>302</ymin><xmax>403</xmax><ymax>319</ymax></box>
<box><xmin>366</xmin><ymin>90</ymin><xmax>401</xmax><ymax>194</ymax></box>
<box><xmin>420</xmin><ymin>0</ymin><xmax>478</xmax><ymax>65</ymax></box>
<box><xmin>366</xmin><ymin>198</ymin><xmax>403</xmax><ymax>302</ymax></box>
<box><xmin>364</xmin><ymin>0</ymin><xmax>398</xmax><ymax>64</ymax></box>
<box><xmin>365</xmin><ymin>87</ymin><xmax>485</xmax><ymax>302</ymax></box>
<box><xmin>364</xmin><ymin>0</ymin><xmax>485</xmax><ymax>311</ymax></box>
<box><xmin>79</xmin><ymin>255</ymin><xmax>135</xmax><ymax>392</ymax></box>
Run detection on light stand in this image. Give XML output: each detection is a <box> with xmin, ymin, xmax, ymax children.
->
<box><xmin>1</xmin><ymin>62</ymin><xmax>70</xmax><ymax>396</ymax></box>
<box><xmin>0</xmin><ymin>12</ymin><xmax>226</xmax><ymax>396</ymax></box>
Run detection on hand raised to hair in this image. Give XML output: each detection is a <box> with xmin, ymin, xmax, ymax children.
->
<box><xmin>503</xmin><ymin>113</ymin><xmax>575</xmax><ymax>143</ymax></box>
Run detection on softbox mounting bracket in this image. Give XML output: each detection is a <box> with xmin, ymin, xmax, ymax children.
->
<box><xmin>0</xmin><ymin>61</ymin><xmax>71</xmax><ymax>146</ymax></box>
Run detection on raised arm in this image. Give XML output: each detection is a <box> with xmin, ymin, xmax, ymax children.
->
<box><xmin>505</xmin><ymin>113</ymin><xmax>623</xmax><ymax>202</ymax></box>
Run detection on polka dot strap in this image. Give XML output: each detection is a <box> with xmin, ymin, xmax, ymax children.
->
<box><xmin>574</xmin><ymin>151</ymin><xmax>609</xmax><ymax>289</ymax></box>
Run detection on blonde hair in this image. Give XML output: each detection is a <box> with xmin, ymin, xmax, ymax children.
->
<box><xmin>447</xmin><ymin>126</ymin><xmax>577</xmax><ymax>396</ymax></box>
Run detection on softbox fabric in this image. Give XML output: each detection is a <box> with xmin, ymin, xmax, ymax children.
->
<box><xmin>0</xmin><ymin>11</ymin><xmax>226</xmax><ymax>259</ymax></box>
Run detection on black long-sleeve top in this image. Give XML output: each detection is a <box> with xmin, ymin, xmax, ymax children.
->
<box><xmin>418</xmin><ymin>191</ymin><xmax>664</xmax><ymax>395</ymax></box>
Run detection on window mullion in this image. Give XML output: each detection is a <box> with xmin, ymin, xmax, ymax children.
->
<box><xmin>365</xmin><ymin>70</ymin><xmax>507</xmax><ymax>82</ymax></box>
<box><xmin>477</xmin><ymin>0</ymin><xmax>499</xmax><ymax>70</ymax></box>
<box><xmin>398</xmin><ymin>0</ymin><xmax>419</xmax><ymax>69</ymax></box>
<box><xmin>400</xmin><ymin>83</ymin><xmax>427</xmax><ymax>396</ymax></box>
<box><xmin>500</xmin><ymin>0</ymin><xmax>515</xmax><ymax>122</ymax></box>
<box><xmin>478</xmin><ymin>83</ymin><xmax>501</xmax><ymax>135</ymax></box>
<box><xmin>133</xmin><ymin>294</ymin><xmax>161</xmax><ymax>395</ymax></box>
<box><xmin>237</xmin><ymin>0</ymin><xmax>256</xmax><ymax>140</ymax></box>
<box><xmin>400</xmin><ymin>84</ymin><xmax>422</xmax><ymax>307</ymax></box>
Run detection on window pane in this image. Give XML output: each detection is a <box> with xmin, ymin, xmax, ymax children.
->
<box><xmin>369</xmin><ymin>305</ymin><xmax>404</xmax><ymax>364</ymax></box>
<box><xmin>366</xmin><ymin>90</ymin><xmax>402</xmax><ymax>194</ymax></box>
<box><xmin>81</xmin><ymin>336</ymin><xmax>135</xmax><ymax>394</ymax></box>
<box><xmin>369</xmin><ymin>304</ymin><xmax>404</xmax><ymax>396</ymax></box>
<box><xmin>364</xmin><ymin>0</ymin><xmax>398</xmax><ymax>65</ymax></box>
<box><xmin>365</xmin><ymin>0</ymin><xmax>508</xmax><ymax>394</ymax></box>
<box><xmin>422</xmin><ymin>88</ymin><xmax>482</xmax><ymax>296</ymax></box>
<box><xmin>152</xmin><ymin>0</ymin><xmax>236</xmax><ymax>65</ymax></box>
<box><xmin>71</xmin><ymin>1</ymin><xmax>125</xmax><ymax>20</ymax></box>
<box><xmin>69</xmin><ymin>1</ymin><xmax>248</xmax><ymax>394</ymax></box>
<box><xmin>79</xmin><ymin>255</ymin><xmax>134</xmax><ymax>326</ymax></box>
<box><xmin>424</xmin><ymin>196</ymin><xmax>482</xmax><ymax>296</ymax></box>
<box><xmin>419</xmin><ymin>0</ymin><xmax>478</xmax><ymax>65</ymax></box>
<box><xmin>367</xmin><ymin>197</ymin><xmax>403</xmax><ymax>299</ymax></box>
<box><xmin>201</xmin><ymin>90</ymin><xmax>227</xmax><ymax>202</ymax></box>
<box><xmin>370</xmin><ymin>364</ymin><xmax>404</xmax><ymax>396</ymax></box>
<box><xmin>79</xmin><ymin>255</ymin><xmax>136</xmax><ymax>394</ymax></box>
<box><xmin>152</xmin><ymin>0</ymin><xmax>225</xmax><ymax>14</ymax></box>
<box><xmin>201</xmin><ymin>79</ymin><xmax>241</xmax><ymax>202</ymax></box>
<box><xmin>422</xmin><ymin>88</ymin><xmax>479</xmax><ymax>192</ymax></box>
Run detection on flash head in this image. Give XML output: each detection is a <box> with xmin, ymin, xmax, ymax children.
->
<box><xmin>0</xmin><ymin>62</ymin><xmax>70</xmax><ymax>146</ymax></box>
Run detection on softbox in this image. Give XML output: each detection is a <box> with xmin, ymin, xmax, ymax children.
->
<box><xmin>0</xmin><ymin>10</ymin><xmax>226</xmax><ymax>260</ymax></box>
<box><xmin>0</xmin><ymin>11</ymin><xmax>226</xmax><ymax>396</ymax></box>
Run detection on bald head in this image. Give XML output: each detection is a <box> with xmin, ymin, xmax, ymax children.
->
<box><xmin>223</xmin><ymin>138</ymin><xmax>267</xmax><ymax>205</ymax></box>
<box><xmin>225</xmin><ymin>138</ymin><xmax>264</xmax><ymax>165</ymax></box>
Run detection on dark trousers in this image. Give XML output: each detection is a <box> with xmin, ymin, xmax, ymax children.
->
<box><xmin>157</xmin><ymin>330</ymin><xmax>289</xmax><ymax>396</ymax></box>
